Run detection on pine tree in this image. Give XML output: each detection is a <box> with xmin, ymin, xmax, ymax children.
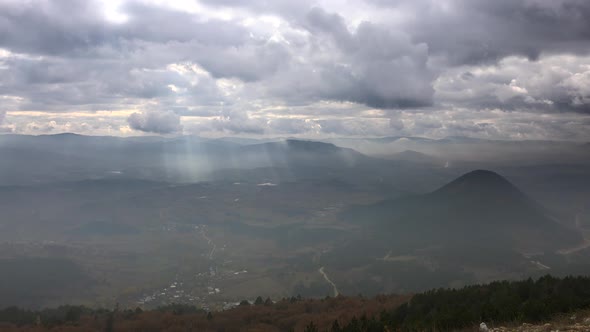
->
<box><xmin>104</xmin><ymin>312</ymin><xmax>114</xmax><ymax>332</ymax></box>
<box><xmin>304</xmin><ymin>321</ymin><xmax>319</xmax><ymax>332</ymax></box>
<box><xmin>330</xmin><ymin>320</ymin><xmax>342</xmax><ymax>332</ymax></box>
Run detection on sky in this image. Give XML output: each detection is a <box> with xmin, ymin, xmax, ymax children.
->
<box><xmin>0</xmin><ymin>0</ymin><xmax>589</xmax><ymax>140</ymax></box>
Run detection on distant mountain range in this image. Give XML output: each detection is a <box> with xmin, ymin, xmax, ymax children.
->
<box><xmin>386</xmin><ymin>150</ymin><xmax>441</xmax><ymax>164</ymax></box>
<box><xmin>0</xmin><ymin>134</ymin><xmax>453</xmax><ymax>192</ymax></box>
<box><xmin>1</xmin><ymin>134</ymin><xmax>588</xmax><ymax>204</ymax></box>
<box><xmin>235</xmin><ymin>139</ymin><xmax>366</xmax><ymax>168</ymax></box>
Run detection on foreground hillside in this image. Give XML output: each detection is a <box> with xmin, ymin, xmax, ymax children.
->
<box><xmin>0</xmin><ymin>295</ymin><xmax>408</xmax><ymax>332</ymax></box>
<box><xmin>3</xmin><ymin>275</ymin><xmax>590</xmax><ymax>331</ymax></box>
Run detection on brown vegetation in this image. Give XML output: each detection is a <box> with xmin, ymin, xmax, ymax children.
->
<box><xmin>0</xmin><ymin>294</ymin><xmax>410</xmax><ymax>332</ymax></box>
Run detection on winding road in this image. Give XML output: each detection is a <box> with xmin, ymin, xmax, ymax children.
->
<box><xmin>319</xmin><ymin>266</ymin><xmax>340</xmax><ymax>297</ymax></box>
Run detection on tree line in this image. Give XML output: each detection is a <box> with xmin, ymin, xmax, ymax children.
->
<box><xmin>3</xmin><ymin>275</ymin><xmax>590</xmax><ymax>331</ymax></box>
<box><xmin>310</xmin><ymin>275</ymin><xmax>590</xmax><ymax>331</ymax></box>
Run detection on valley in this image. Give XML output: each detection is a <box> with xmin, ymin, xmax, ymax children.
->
<box><xmin>0</xmin><ymin>135</ymin><xmax>589</xmax><ymax>310</ymax></box>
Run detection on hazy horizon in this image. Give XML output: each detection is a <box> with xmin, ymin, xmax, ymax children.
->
<box><xmin>3</xmin><ymin>132</ymin><xmax>590</xmax><ymax>142</ymax></box>
<box><xmin>1</xmin><ymin>1</ymin><xmax>590</xmax><ymax>329</ymax></box>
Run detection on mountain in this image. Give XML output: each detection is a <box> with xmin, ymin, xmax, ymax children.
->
<box><xmin>233</xmin><ymin>139</ymin><xmax>368</xmax><ymax>169</ymax></box>
<box><xmin>387</xmin><ymin>150</ymin><xmax>441</xmax><ymax>164</ymax></box>
<box><xmin>0</xmin><ymin>134</ymin><xmax>454</xmax><ymax>190</ymax></box>
<box><xmin>239</xmin><ymin>139</ymin><xmax>360</xmax><ymax>156</ymax></box>
<box><xmin>431</xmin><ymin>169</ymin><xmax>526</xmax><ymax>200</ymax></box>
<box><xmin>346</xmin><ymin>170</ymin><xmax>581</xmax><ymax>252</ymax></box>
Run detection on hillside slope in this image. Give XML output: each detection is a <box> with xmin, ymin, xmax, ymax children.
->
<box><xmin>3</xmin><ymin>275</ymin><xmax>590</xmax><ymax>332</ymax></box>
<box><xmin>346</xmin><ymin>170</ymin><xmax>581</xmax><ymax>252</ymax></box>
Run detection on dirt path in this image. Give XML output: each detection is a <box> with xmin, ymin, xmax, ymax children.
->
<box><xmin>319</xmin><ymin>266</ymin><xmax>339</xmax><ymax>297</ymax></box>
<box><xmin>558</xmin><ymin>213</ymin><xmax>590</xmax><ymax>255</ymax></box>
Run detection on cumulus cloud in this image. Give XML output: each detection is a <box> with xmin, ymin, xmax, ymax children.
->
<box><xmin>435</xmin><ymin>55</ymin><xmax>590</xmax><ymax>113</ymax></box>
<box><xmin>210</xmin><ymin>111</ymin><xmax>266</xmax><ymax>135</ymax></box>
<box><xmin>262</xmin><ymin>7</ymin><xmax>435</xmax><ymax>109</ymax></box>
<box><xmin>317</xmin><ymin>118</ymin><xmax>394</xmax><ymax>136</ymax></box>
<box><xmin>127</xmin><ymin>110</ymin><xmax>182</xmax><ymax>134</ymax></box>
<box><xmin>267</xmin><ymin>118</ymin><xmax>321</xmax><ymax>135</ymax></box>
<box><xmin>0</xmin><ymin>110</ymin><xmax>11</xmax><ymax>133</ymax></box>
<box><xmin>371</xmin><ymin>0</ymin><xmax>590</xmax><ymax>65</ymax></box>
<box><xmin>0</xmin><ymin>0</ymin><xmax>590</xmax><ymax>139</ymax></box>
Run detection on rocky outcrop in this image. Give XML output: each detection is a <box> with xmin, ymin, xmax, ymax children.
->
<box><xmin>482</xmin><ymin>316</ymin><xmax>590</xmax><ymax>332</ymax></box>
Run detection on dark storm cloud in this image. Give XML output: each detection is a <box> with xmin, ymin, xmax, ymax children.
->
<box><xmin>306</xmin><ymin>7</ymin><xmax>435</xmax><ymax>108</ymax></box>
<box><xmin>0</xmin><ymin>0</ymin><xmax>117</xmax><ymax>56</ymax></box>
<box><xmin>197</xmin><ymin>0</ymin><xmax>314</xmax><ymax>19</ymax></box>
<box><xmin>0</xmin><ymin>0</ymin><xmax>435</xmax><ymax>110</ymax></box>
<box><xmin>121</xmin><ymin>3</ymin><xmax>248</xmax><ymax>46</ymax></box>
<box><xmin>0</xmin><ymin>0</ymin><xmax>247</xmax><ymax>56</ymax></box>
<box><xmin>0</xmin><ymin>55</ymin><xmax>183</xmax><ymax>110</ymax></box>
<box><xmin>263</xmin><ymin>7</ymin><xmax>435</xmax><ymax>109</ymax></box>
<box><xmin>193</xmin><ymin>41</ymin><xmax>290</xmax><ymax>82</ymax></box>
<box><xmin>0</xmin><ymin>0</ymin><xmax>285</xmax><ymax>82</ymax></box>
<box><xmin>128</xmin><ymin>110</ymin><xmax>182</xmax><ymax>134</ymax></box>
<box><xmin>369</xmin><ymin>0</ymin><xmax>590</xmax><ymax>65</ymax></box>
<box><xmin>0</xmin><ymin>0</ymin><xmax>589</xmax><ymax>138</ymax></box>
